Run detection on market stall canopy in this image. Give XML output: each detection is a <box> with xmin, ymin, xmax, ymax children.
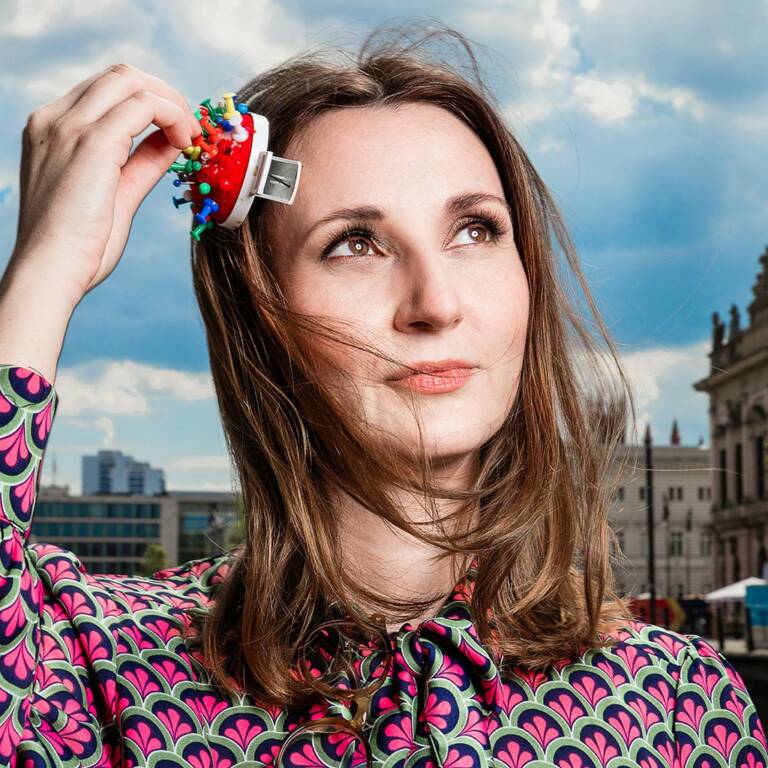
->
<box><xmin>704</xmin><ymin>577</ymin><xmax>768</xmax><ymax>603</ymax></box>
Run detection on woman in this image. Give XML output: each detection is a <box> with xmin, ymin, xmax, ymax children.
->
<box><xmin>1</xmin><ymin>22</ymin><xmax>765</xmax><ymax>768</ymax></box>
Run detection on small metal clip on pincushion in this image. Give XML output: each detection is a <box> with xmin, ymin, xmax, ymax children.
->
<box><xmin>167</xmin><ymin>92</ymin><xmax>302</xmax><ymax>241</ymax></box>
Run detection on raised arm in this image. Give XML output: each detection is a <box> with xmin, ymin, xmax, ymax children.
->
<box><xmin>0</xmin><ymin>62</ymin><xmax>202</xmax><ymax>766</ymax></box>
<box><xmin>3</xmin><ymin>61</ymin><xmax>200</xmax><ymax>387</ymax></box>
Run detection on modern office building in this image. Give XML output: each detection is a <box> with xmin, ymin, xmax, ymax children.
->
<box><xmin>82</xmin><ymin>449</ymin><xmax>166</xmax><ymax>496</ymax></box>
<box><xmin>30</xmin><ymin>484</ymin><xmax>240</xmax><ymax>576</ymax></box>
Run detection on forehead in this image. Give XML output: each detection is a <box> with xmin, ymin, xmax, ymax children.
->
<box><xmin>282</xmin><ymin>102</ymin><xmax>503</xmax><ymax>219</ymax></box>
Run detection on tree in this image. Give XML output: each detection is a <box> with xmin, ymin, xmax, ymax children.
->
<box><xmin>224</xmin><ymin>495</ymin><xmax>246</xmax><ymax>551</ymax></box>
<box><xmin>138</xmin><ymin>543</ymin><xmax>168</xmax><ymax>576</ymax></box>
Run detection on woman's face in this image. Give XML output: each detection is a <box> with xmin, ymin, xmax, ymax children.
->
<box><xmin>267</xmin><ymin>102</ymin><xmax>529</xmax><ymax>467</ymax></box>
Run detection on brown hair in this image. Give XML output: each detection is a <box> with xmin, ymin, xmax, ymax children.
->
<box><xmin>185</xmin><ymin>21</ymin><xmax>636</xmax><ymax>708</ymax></box>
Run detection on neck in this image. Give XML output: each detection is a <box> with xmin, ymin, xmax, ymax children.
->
<box><xmin>335</xmin><ymin>453</ymin><xmax>478</xmax><ymax>631</ymax></box>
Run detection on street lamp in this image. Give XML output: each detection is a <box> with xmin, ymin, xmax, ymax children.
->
<box><xmin>644</xmin><ymin>423</ymin><xmax>657</xmax><ymax>624</ymax></box>
<box><xmin>685</xmin><ymin>507</ymin><xmax>692</xmax><ymax>599</ymax></box>
<box><xmin>662</xmin><ymin>492</ymin><xmax>671</xmax><ymax>598</ymax></box>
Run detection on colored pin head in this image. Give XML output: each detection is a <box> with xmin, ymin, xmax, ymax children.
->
<box><xmin>167</xmin><ymin>94</ymin><xmax>302</xmax><ymax>241</ymax></box>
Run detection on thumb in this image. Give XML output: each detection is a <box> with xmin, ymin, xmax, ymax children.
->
<box><xmin>119</xmin><ymin>128</ymin><xmax>191</xmax><ymax>213</ymax></box>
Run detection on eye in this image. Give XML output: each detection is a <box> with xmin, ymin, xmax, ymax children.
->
<box><xmin>455</xmin><ymin>221</ymin><xmax>492</xmax><ymax>246</ymax></box>
<box><xmin>320</xmin><ymin>225</ymin><xmax>379</xmax><ymax>260</ymax></box>
<box><xmin>451</xmin><ymin>212</ymin><xmax>508</xmax><ymax>247</ymax></box>
<box><xmin>319</xmin><ymin>212</ymin><xmax>509</xmax><ymax>262</ymax></box>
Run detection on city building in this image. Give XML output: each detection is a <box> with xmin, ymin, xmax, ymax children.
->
<box><xmin>694</xmin><ymin>244</ymin><xmax>768</xmax><ymax>588</ymax></box>
<box><xmin>609</xmin><ymin>422</ymin><xmax>714</xmax><ymax>598</ymax></box>
<box><xmin>82</xmin><ymin>449</ymin><xmax>166</xmax><ymax>496</ymax></box>
<box><xmin>30</xmin><ymin>484</ymin><xmax>240</xmax><ymax>575</ymax></box>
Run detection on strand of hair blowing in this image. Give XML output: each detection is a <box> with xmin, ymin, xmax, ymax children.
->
<box><xmin>183</xmin><ymin>21</ymin><xmax>637</xmax><ymax>708</ymax></box>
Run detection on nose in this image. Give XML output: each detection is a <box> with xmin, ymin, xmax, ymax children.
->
<box><xmin>392</xmin><ymin>250</ymin><xmax>464</xmax><ymax>332</ymax></box>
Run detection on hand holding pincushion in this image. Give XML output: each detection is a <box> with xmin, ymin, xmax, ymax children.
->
<box><xmin>168</xmin><ymin>92</ymin><xmax>302</xmax><ymax>241</ymax></box>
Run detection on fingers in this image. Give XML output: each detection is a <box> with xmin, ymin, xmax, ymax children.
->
<box><xmin>119</xmin><ymin>128</ymin><xmax>184</xmax><ymax>213</ymax></box>
<box><xmin>97</xmin><ymin>89</ymin><xmax>194</xmax><ymax>153</ymax></box>
<box><xmin>37</xmin><ymin>64</ymin><xmax>114</xmax><ymax>119</ymax></box>
<box><xmin>65</xmin><ymin>64</ymin><xmax>201</xmax><ymax>139</ymax></box>
<box><xmin>30</xmin><ymin>63</ymin><xmax>201</xmax><ymax>149</ymax></box>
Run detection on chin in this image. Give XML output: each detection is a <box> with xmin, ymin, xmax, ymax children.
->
<box><xmin>377</xmin><ymin>418</ymin><xmax>485</xmax><ymax>457</ymax></box>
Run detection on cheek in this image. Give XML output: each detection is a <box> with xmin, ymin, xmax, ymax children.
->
<box><xmin>483</xmin><ymin>262</ymin><xmax>530</xmax><ymax>356</ymax></box>
<box><xmin>285</xmin><ymin>283</ymin><xmax>377</xmax><ymax>385</ymax></box>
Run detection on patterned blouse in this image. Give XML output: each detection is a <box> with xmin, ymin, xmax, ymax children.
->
<box><xmin>1</xmin><ymin>362</ymin><xmax>766</xmax><ymax>768</ymax></box>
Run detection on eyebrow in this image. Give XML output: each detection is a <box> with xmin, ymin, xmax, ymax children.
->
<box><xmin>299</xmin><ymin>191</ymin><xmax>513</xmax><ymax>248</ymax></box>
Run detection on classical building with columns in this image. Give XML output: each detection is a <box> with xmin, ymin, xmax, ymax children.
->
<box><xmin>693</xmin><ymin>244</ymin><xmax>768</xmax><ymax>589</ymax></box>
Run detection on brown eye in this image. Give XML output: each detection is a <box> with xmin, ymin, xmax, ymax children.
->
<box><xmin>467</xmin><ymin>224</ymin><xmax>488</xmax><ymax>243</ymax></box>
<box><xmin>323</xmin><ymin>232</ymin><xmax>378</xmax><ymax>260</ymax></box>
<box><xmin>348</xmin><ymin>237</ymin><xmax>373</xmax><ymax>256</ymax></box>
<box><xmin>455</xmin><ymin>222</ymin><xmax>490</xmax><ymax>246</ymax></box>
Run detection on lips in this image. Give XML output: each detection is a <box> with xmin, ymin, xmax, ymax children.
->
<box><xmin>388</xmin><ymin>359</ymin><xmax>476</xmax><ymax>381</ymax></box>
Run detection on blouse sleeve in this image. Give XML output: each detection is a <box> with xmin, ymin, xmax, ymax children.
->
<box><xmin>0</xmin><ymin>363</ymin><xmax>122</xmax><ymax>767</ymax></box>
<box><xmin>673</xmin><ymin>633</ymin><xmax>768</xmax><ymax>766</ymax></box>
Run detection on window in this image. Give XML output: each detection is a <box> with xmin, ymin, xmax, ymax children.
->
<box><xmin>700</xmin><ymin>530</ymin><xmax>711</xmax><ymax>557</ymax></box>
<box><xmin>639</xmin><ymin>487</ymin><xmax>645</xmax><ymax>501</ymax></box>
<box><xmin>735</xmin><ymin>443</ymin><xmax>743</xmax><ymax>504</ymax></box>
<box><xmin>756</xmin><ymin>435</ymin><xmax>765</xmax><ymax>501</ymax></box>
<box><xmin>719</xmin><ymin>448</ymin><xmax>727</xmax><ymax>506</ymax></box>
<box><xmin>730</xmin><ymin>536</ymin><xmax>741</xmax><ymax>582</ymax></box>
<box><xmin>669</xmin><ymin>530</ymin><xmax>683</xmax><ymax>557</ymax></box>
<box><xmin>617</xmin><ymin>487</ymin><xmax>624</xmax><ymax>501</ymax></box>
<box><xmin>677</xmin><ymin>486</ymin><xmax>683</xmax><ymax>501</ymax></box>
<box><xmin>718</xmin><ymin>538</ymin><xmax>726</xmax><ymax>584</ymax></box>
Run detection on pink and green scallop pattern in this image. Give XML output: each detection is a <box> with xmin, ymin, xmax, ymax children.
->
<box><xmin>0</xmin><ymin>363</ymin><xmax>765</xmax><ymax>767</ymax></box>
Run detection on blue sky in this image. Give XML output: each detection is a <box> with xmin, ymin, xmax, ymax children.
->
<box><xmin>2</xmin><ymin>0</ymin><xmax>766</xmax><ymax>493</ymax></box>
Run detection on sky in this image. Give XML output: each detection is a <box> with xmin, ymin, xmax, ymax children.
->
<box><xmin>1</xmin><ymin>0</ymin><xmax>766</xmax><ymax>493</ymax></box>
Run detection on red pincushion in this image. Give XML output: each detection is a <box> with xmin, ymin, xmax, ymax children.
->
<box><xmin>187</xmin><ymin>110</ymin><xmax>256</xmax><ymax>225</ymax></box>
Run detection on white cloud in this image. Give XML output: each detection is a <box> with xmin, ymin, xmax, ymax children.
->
<box><xmin>195</xmin><ymin>481</ymin><xmax>237</xmax><ymax>492</ymax></box>
<box><xmin>55</xmin><ymin>359</ymin><xmax>214</xmax><ymax>417</ymax></box>
<box><xmin>167</xmin><ymin>455</ymin><xmax>231</xmax><ymax>470</ymax></box>
<box><xmin>632</xmin><ymin>75</ymin><xmax>706</xmax><ymax>120</ymax></box>
<box><xmin>3</xmin><ymin>0</ymin><xmax>309</xmax><ymax>111</ymax></box>
<box><xmin>574</xmin><ymin>72</ymin><xmax>706</xmax><ymax>124</ymax></box>
<box><xmin>538</xmin><ymin>134</ymin><xmax>566</xmax><ymax>153</ymax></box>
<box><xmin>573</xmin><ymin>75</ymin><xmax>636</xmax><ymax>122</ymax></box>
<box><xmin>162</xmin><ymin>0</ymin><xmax>308</xmax><ymax>76</ymax></box>
<box><xmin>12</xmin><ymin>44</ymin><xmax>177</xmax><ymax>108</ymax></box>
<box><xmin>93</xmin><ymin>416</ymin><xmax>116</xmax><ymax>447</ymax></box>
<box><xmin>460</xmin><ymin>0</ymin><xmax>714</xmax><ymax>128</ymax></box>
<box><xmin>619</xmin><ymin>339</ymin><xmax>711</xmax><ymax>446</ymax></box>
<box><xmin>0</xmin><ymin>0</ymin><xmax>124</xmax><ymax>38</ymax></box>
<box><xmin>0</xmin><ymin>0</ymin><xmax>146</xmax><ymax>40</ymax></box>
